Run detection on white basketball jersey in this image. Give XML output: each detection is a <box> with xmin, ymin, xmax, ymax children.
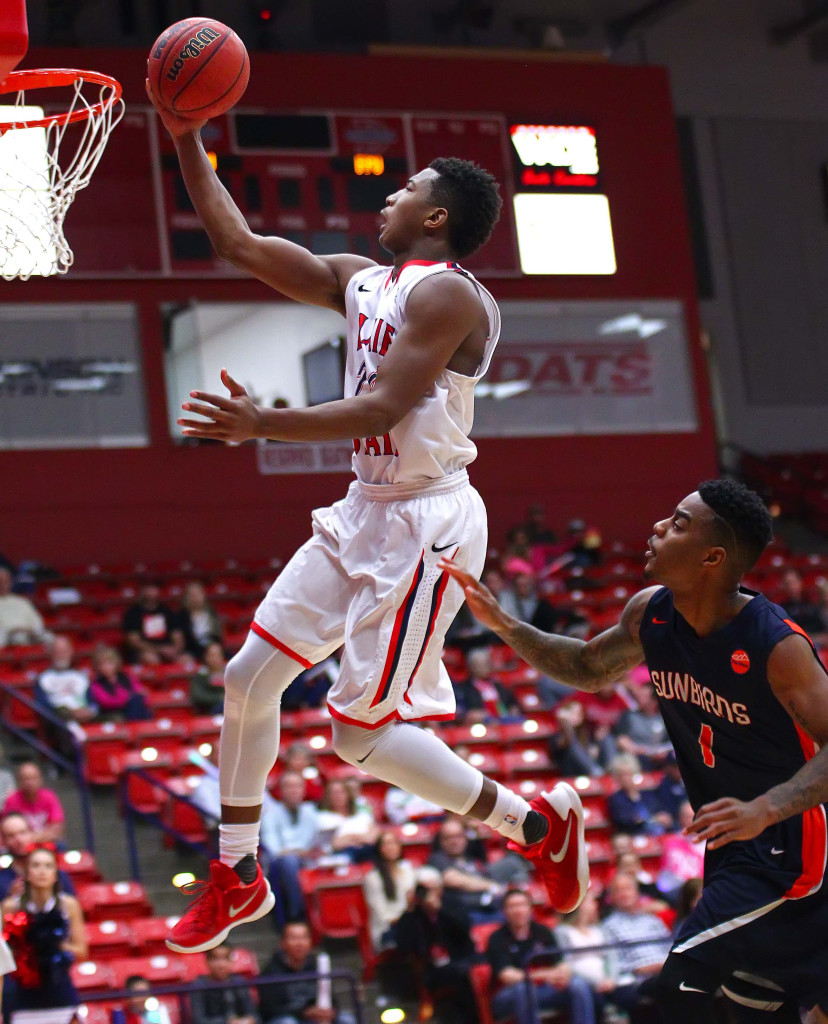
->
<box><xmin>343</xmin><ymin>260</ymin><xmax>500</xmax><ymax>486</ymax></box>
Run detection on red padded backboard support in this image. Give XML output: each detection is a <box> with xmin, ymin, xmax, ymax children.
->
<box><xmin>0</xmin><ymin>0</ymin><xmax>28</xmax><ymax>84</ymax></box>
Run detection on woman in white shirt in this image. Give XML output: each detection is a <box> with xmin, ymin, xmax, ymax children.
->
<box><xmin>555</xmin><ymin>889</ymin><xmax>615</xmax><ymax>994</ymax></box>
<box><xmin>362</xmin><ymin>830</ymin><xmax>416</xmax><ymax>950</ymax></box>
<box><xmin>316</xmin><ymin>779</ymin><xmax>378</xmax><ymax>858</ymax></box>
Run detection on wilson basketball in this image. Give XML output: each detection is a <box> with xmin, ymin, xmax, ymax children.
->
<box><xmin>148</xmin><ymin>18</ymin><xmax>249</xmax><ymax>120</ymax></box>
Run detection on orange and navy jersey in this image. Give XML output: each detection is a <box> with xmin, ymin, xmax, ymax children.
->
<box><xmin>641</xmin><ymin>586</ymin><xmax>827</xmax><ymax>899</ymax></box>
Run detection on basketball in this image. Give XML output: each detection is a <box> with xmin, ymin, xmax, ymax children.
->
<box><xmin>147</xmin><ymin>18</ymin><xmax>249</xmax><ymax>121</ymax></box>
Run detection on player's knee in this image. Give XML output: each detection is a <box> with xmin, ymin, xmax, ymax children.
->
<box><xmin>656</xmin><ymin>953</ymin><xmax>716</xmax><ymax>1018</ymax></box>
<box><xmin>223</xmin><ymin>650</ymin><xmax>248</xmax><ymax>703</ymax></box>
<box><xmin>331</xmin><ymin>720</ymin><xmax>376</xmax><ymax>766</ymax></box>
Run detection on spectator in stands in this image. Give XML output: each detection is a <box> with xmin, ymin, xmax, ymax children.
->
<box><xmin>612</xmin><ymin>851</ymin><xmax>670</xmax><ymax>913</ymax></box>
<box><xmin>2</xmin><ymin>763</ymin><xmax>65</xmax><ymax>846</ymax></box>
<box><xmin>0</xmin><ymin>567</ymin><xmax>47</xmax><ymax>649</ymax></box>
<box><xmin>384</xmin><ymin>786</ymin><xmax>442</xmax><ymax>825</ymax></box>
<box><xmin>521</xmin><ymin>503</ymin><xmax>557</xmax><ymax>547</ymax></box>
<box><xmin>649</xmin><ymin>750</ymin><xmax>687</xmax><ymax>827</ymax></box>
<box><xmin>393</xmin><ymin>871</ymin><xmax>478</xmax><ymax>1024</ymax></box>
<box><xmin>452</xmin><ymin>648</ymin><xmax>521</xmax><ymax>723</ymax></box>
<box><xmin>316</xmin><ymin>779</ymin><xmax>377</xmax><ymax>859</ymax></box>
<box><xmin>601</xmin><ymin>873</ymin><xmax>670</xmax><ymax>1023</ymax></box>
<box><xmin>574</xmin><ymin>678</ymin><xmax>634</xmax><ymax>737</ymax></box>
<box><xmin>33</xmin><ymin>635</ymin><xmax>95</xmax><ymax>729</ymax></box>
<box><xmin>0</xmin><ymin>814</ymin><xmax>74</xmax><ymax>900</ymax></box>
<box><xmin>482</xmin><ymin>567</ymin><xmax>520</xmax><ymax>620</ymax></box>
<box><xmin>190</xmin><ymin>943</ymin><xmax>258</xmax><ymax>1024</ymax></box>
<box><xmin>556</xmin><ymin>890</ymin><xmax>615</xmax><ymax>994</ymax></box>
<box><xmin>260</xmin><ymin>770</ymin><xmax>319</xmax><ymax>923</ymax></box>
<box><xmin>363</xmin><ymin>830</ymin><xmax>416</xmax><ymax>950</ymax></box>
<box><xmin>258</xmin><ymin>920</ymin><xmax>357</xmax><ymax>1024</ymax></box>
<box><xmin>122</xmin><ymin>582</ymin><xmax>185</xmax><ymax>665</ymax></box>
<box><xmin>1</xmin><ymin>845</ymin><xmax>87</xmax><ymax>1021</ymax></box>
<box><xmin>656</xmin><ymin>801</ymin><xmax>705</xmax><ymax>900</ymax></box>
<box><xmin>486</xmin><ymin>888</ymin><xmax>598</xmax><ymax>1024</ymax></box>
<box><xmin>427</xmin><ymin>816</ymin><xmax>525</xmax><ymax>920</ymax></box>
<box><xmin>272</xmin><ymin>742</ymin><xmax>324</xmax><ymax>804</ymax></box>
<box><xmin>613</xmin><ymin>685</ymin><xmax>672</xmax><ymax>769</ymax></box>
<box><xmin>564</xmin><ymin>519</ymin><xmax>603</xmax><ymax>569</ymax></box>
<box><xmin>179</xmin><ymin>581</ymin><xmax>224</xmax><ymax>661</ymax></box>
<box><xmin>88</xmin><ymin>645</ymin><xmax>150</xmax><ymax>722</ymax></box>
<box><xmin>779</xmin><ymin>568</ymin><xmax>824</xmax><ymax>636</ymax></box>
<box><xmin>670</xmin><ymin>877</ymin><xmax>703</xmax><ymax>938</ymax></box>
<box><xmin>606</xmin><ymin>754</ymin><xmax>672</xmax><ymax>837</ymax></box>
<box><xmin>502</xmin><ymin>526</ymin><xmax>535</xmax><ymax>578</ymax></box>
<box><xmin>190</xmin><ymin>640</ymin><xmax>227</xmax><ymax>715</ymax></box>
<box><xmin>549</xmin><ymin>699</ymin><xmax>614</xmax><ymax>777</ymax></box>
<box><xmin>123</xmin><ymin>975</ymin><xmax>172</xmax><ymax>1024</ymax></box>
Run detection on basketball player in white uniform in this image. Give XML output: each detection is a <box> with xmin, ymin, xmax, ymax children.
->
<box><xmin>148</xmin><ymin>82</ymin><xmax>588</xmax><ymax>954</ymax></box>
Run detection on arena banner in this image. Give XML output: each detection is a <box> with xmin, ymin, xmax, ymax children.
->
<box><xmin>256</xmin><ymin>439</ymin><xmax>354</xmax><ymax>476</ymax></box>
<box><xmin>472</xmin><ymin>299</ymin><xmax>698</xmax><ymax>437</ymax></box>
<box><xmin>0</xmin><ymin>303</ymin><xmax>148</xmax><ymax>449</ymax></box>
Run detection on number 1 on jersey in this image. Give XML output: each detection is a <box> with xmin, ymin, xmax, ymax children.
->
<box><xmin>699</xmin><ymin>723</ymin><xmax>715</xmax><ymax>767</ymax></box>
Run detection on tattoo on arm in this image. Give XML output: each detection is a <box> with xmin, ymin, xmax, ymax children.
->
<box><xmin>764</xmin><ymin>744</ymin><xmax>828</xmax><ymax>824</ymax></box>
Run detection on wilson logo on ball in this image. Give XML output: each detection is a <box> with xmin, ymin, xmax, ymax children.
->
<box><xmin>166</xmin><ymin>27</ymin><xmax>221</xmax><ymax>82</ymax></box>
<box><xmin>731</xmin><ymin>649</ymin><xmax>750</xmax><ymax>674</ymax></box>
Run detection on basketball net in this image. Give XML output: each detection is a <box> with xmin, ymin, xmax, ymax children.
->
<box><xmin>0</xmin><ymin>69</ymin><xmax>124</xmax><ymax>280</ymax></box>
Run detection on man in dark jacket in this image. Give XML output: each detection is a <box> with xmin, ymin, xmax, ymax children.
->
<box><xmin>189</xmin><ymin>944</ymin><xmax>257</xmax><ymax>1024</ymax></box>
<box><xmin>486</xmin><ymin>889</ymin><xmax>598</xmax><ymax>1024</ymax></box>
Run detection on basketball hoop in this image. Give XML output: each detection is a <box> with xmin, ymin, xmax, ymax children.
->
<box><xmin>0</xmin><ymin>68</ymin><xmax>124</xmax><ymax>280</ymax></box>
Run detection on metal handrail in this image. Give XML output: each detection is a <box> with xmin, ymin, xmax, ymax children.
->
<box><xmin>77</xmin><ymin>967</ymin><xmax>366</xmax><ymax>1024</ymax></box>
<box><xmin>0</xmin><ymin>676</ymin><xmax>96</xmax><ymax>852</ymax></box>
<box><xmin>119</xmin><ymin>765</ymin><xmax>217</xmax><ymax>881</ymax></box>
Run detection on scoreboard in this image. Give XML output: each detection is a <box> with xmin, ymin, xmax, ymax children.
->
<box><xmin>65</xmin><ymin>106</ymin><xmax>611</xmax><ymax>279</ymax></box>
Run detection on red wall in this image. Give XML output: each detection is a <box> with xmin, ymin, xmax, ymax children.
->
<box><xmin>0</xmin><ymin>49</ymin><xmax>716</xmax><ymax>568</ymax></box>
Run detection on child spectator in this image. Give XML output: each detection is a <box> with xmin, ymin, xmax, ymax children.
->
<box><xmin>2</xmin><ymin>764</ymin><xmax>65</xmax><ymax>846</ymax></box>
<box><xmin>89</xmin><ymin>645</ymin><xmax>150</xmax><ymax>722</ymax></box>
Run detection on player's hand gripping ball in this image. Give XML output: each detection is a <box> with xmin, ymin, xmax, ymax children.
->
<box><xmin>147</xmin><ymin>18</ymin><xmax>249</xmax><ymax>121</ymax></box>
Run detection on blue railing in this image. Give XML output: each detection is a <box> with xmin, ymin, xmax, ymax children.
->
<box><xmin>0</xmin><ymin>677</ymin><xmax>96</xmax><ymax>852</ymax></box>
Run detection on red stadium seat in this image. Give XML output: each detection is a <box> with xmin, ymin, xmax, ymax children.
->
<box><xmin>82</xmin><ymin>722</ymin><xmax>131</xmax><ymax>785</ymax></box>
<box><xmin>298</xmin><ymin>865</ymin><xmax>374</xmax><ymax>973</ymax></box>
<box><xmin>76</xmin><ymin>881</ymin><xmax>153</xmax><ymax>922</ymax></box>
<box><xmin>500</xmin><ymin>748</ymin><xmax>553</xmax><ymax>777</ymax></box>
<box><xmin>114</xmin><ymin>749</ymin><xmax>178</xmax><ymax>815</ymax></box>
<box><xmin>130</xmin><ymin>916</ymin><xmax>180</xmax><ymax>955</ymax></box>
<box><xmin>59</xmin><ymin>850</ymin><xmax>102</xmax><ymax>884</ymax></box>
<box><xmin>70</xmin><ymin>959</ymin><xmax>117</xmax><ymax>995</ymax></box>
<box><xmin>470</xmin><ymin>962</ymin><xmax>496</xmax><ymax>1024</ymax></box>
<box><xmin>85</xmin><ymin>919</ymin><xmax>135</xmax><ymax>960</ymax></box>
<box><xmin>108</xmin><ymin>954</ymin><xmax>189</xmax><ymax>989</ymax></box>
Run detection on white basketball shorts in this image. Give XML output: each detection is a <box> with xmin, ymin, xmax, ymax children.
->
<box><xmin>252</xmin><ymin>469</ymin><xmax>487</xmax><ymax>729</ymax></box>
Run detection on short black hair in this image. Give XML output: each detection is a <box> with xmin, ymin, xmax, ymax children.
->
<box><xmin>697</xmin><ymin>478</ymin><xmax>773</xmax><ymax>573</ymax></box>
<box><xmin>428</xmin><ymin>157</ymin><xmax>502</xmax><ymax>259</ymax></box>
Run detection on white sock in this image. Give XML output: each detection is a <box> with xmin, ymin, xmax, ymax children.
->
<box><xmin>483</xmin><ymin>783</ymin><xmax>535</xmax><ymax>844</ymax></box>
<box><xmin>219</xmin><ymin>821</ymin><xmax>260</xmax><ymax>869</ymax></box>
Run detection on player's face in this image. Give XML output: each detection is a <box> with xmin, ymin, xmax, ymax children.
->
<box><xmin>643</xmin><ymin>491</ymin><xmax>722</xmax><ymax>587</ymax></box>
<box><xmin>378</xmin><ymin>167</ymin><xmax>442</xmax><ymax>254</ymax></box>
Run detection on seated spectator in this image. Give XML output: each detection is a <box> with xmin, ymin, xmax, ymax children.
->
<box><xmin>316</xmin><ymin>779</ymin><xmax>378</xmax><ymax>859</ymax></box>
<box><xmin>0</xmin><ymin>567</ymin><xmax>47</xmax><ymax>649</ymax></box>
<box><xmin>607</xmin><ymin>755</ymin><xmax>672</xmax><ymax>837</ymax></box>
<box><xmin>482</xmin><ymin>567</ymin><xmax>521</xmax><ymax>620</ymax></box>
<box><xmin>384</xmin><ymin>786</ymin><xmax>442</xmax><ymax>825</ymax></box>
<box><xmin>564</xmin><ymin>518</ymin><xmax>603</xmax><ymax>568</ymax></box>
<box><xmin>574</xmin><ymin>680</ymin><xmax>635</xmax><ymax>737</ymax></box>
<box><xmin>363</xmin><ymin>830</ymin><xmax>416</xmax><ymax>950</ymax></box>
<box><xmin>88</xmin><ymin>645</ymin><xmax>150</xmax><ymax>722</ymax></box>
<box><xmin>613</xmin><ymin>685</ymin><xmax>672</xmax><ymax>769</ymax></box>
<box><xmin>649</xmin><ymin>751</ymin><xmax>687</xmax><ymax>827</ymax></box>
<box><xmin>258</xmin><ymin>921</ymin><xmax>357</xmax><ymax>1024</ymax></box>
<box><xmin>670</xmin><ymin>877</ymin><xmax>703</xmax><ymax>938</ymax></box>
<box><xmin>452</xmin><ymin>648</ymin><xmax>521</xmax><ymax>723</ymax></box>
<box><xmin>486</xmin><ymin>888</ymin><xmax>599</xmax><ymax>1024</ymax></box>
<box><xmin>179</xmin><ymin>581</ymin><xmax>224</xmax><ymax>660</ymax></box>
<box><xmin>190</xmin><ymin>944</ymin><xmax>258</xmax><ymax>1024</ymax></box>
<box><xmin>612</xmin><ymin>851</ymin><xmax>670</xmax><ymax>913</ymax></box>
<box><xmin>549</xmin><ymin>700</ymin><xmax>614</xmax><ymax>777</ymax></box>
<box><xmin>556</xmin><ymin>890</ymin><xmax>615</xmax><ymax>993</ymax></box>
<box><xmin>601</xmin><ymin>873</ymin><xmax>670</xmax><ymax>1023</ymax></box>
<box><xmin>2</xmin><ymin>763</ymin><xmax>65</xmax><ymax>845</ymax></box>
<box><xmin>779</xmin><ymin>568</ymin><xmax>824</xmax><ymax>636</ymax></box>
<box><xmin>427</xmin><ymin>816</ymin><xmax>526</xmax><ymax>920</ymax></box>
<box><xmin>190</xmin><ymin>640</ymin><xmax>227</xmax><ymax>716</ymax></box>
<box><xmin>393</xmin><ymin>872</ymin><xmax>478</xmax><ymax>1024</ymax></box>
<box><xmin>260</xmin><ymin>770</ymin><xmax>319</xmax><ymax>923</ymax></box>
<box><xmin>34</xmin><ymin>635</ymin><xmax>96</xmax><ymax>727</ymax></box>
<box><xmin>1</xmin><ymin>845</ymin><xmax>87</xmax><ymax>1021</ymax></box>
<box><xmin>122</xmin><ymin>583</ymin><xmax>185</xmax><ymax>665</ymax></box>
<box><xmin>502</xmin><ymin>526</ymin><xmax>535</xmax><ymax>578</ymax></box>
<box><xmin>521</xmin><ymin>503</ymin><xmax>557</xmax><ymax>547</ymax></box>
<box><xmin>123</xmin><ymin>975</ymin><xmax>172</xmax><ymax>1024</ymax></box>
<box><xmin>656</xmin><ymin>801</ymin><xmax>705</xmax><ymax>900</ymax></box>
<box><xmin>0</xmin><ymin>813</ymin><xmax>75</xmax><ymax>899</ymax></box>
<box><xmin>272</xmin><ymin>742</ymin><xmax>324</xmax><ymax>804</ymax></box>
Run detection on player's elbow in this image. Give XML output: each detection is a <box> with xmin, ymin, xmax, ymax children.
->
<box><xmin>362</xmin><ymin>396</ymin><xmax>403</xmax><ymax>437</ymax></box>
<box><xmin>213</xmin><ymin>225</ymin><xmax>258</xmax><ymax>268</ymax></box>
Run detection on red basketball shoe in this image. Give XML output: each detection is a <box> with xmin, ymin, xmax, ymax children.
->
<box><xmin>509</xmin><ymin>782</ymin><xmax>589</xmax><ymax>913</ymax></box>
<box><xmin>166</xmin><ymin>859</ymin><xmax>275</xmax><ymax>953</ymax></box>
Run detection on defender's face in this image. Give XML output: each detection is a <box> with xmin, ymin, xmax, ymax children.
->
<box><xmin>379</xmin><ymin>168</ymin><xmax>441</xmax><ymax>254</ymax></box>
<box><xmin>643</xmin><ymin>491</ymin><xmax>720</xmax><ymax>587</ymax></box>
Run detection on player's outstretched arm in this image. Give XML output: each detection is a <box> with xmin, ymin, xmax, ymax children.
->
<box><xmin>178</xmin><ymin>273</ymin><xmax>485</xmax><ymax>443</ymax></box>
<box><xmin>440</xmin><ymin>561</ymin><xmax>652</xmax><ymax>693</ymax></box>
<box><xmin>687</xmin><ymin>634</ymin><xmax>828</xmax><ymax>849</ymax></box>
<box><xmin>146</xmin><ymin>81</ymin><xmax>372</xmax><ymax>311</ymax></box>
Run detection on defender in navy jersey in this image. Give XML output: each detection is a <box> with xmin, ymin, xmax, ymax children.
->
<box><xmin>443</xmin><ymin>479</ymin><xmax>828</xmax><ymax>1022</ymax></box>
<box><xmin>149</xmin><ymin>86</ymin><xmax>588</xmax><ymax>955</ymax></box>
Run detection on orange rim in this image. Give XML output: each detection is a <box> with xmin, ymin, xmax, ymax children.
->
<box><xmin>0</xmin><ymin>68</ymin><xmax>122</xmax><ymax>132</ymax></box>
